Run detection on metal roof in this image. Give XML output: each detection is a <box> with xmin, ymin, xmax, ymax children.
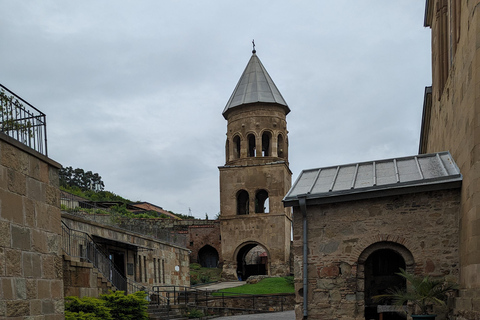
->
<box><xmin>223</xmin><ymin>51</ymin><xmax>289</xmax><ymax>118</ymax></box>
<box><xmin>283</xmin><ymin>151</ymin><xmax>462</xmax><ymax>206</ymax></box>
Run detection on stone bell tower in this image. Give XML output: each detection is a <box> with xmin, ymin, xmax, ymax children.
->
<box><xmin>219</xmin><ymin>47</ymin><xmax>292</xmax><ymax>280</ymax></box>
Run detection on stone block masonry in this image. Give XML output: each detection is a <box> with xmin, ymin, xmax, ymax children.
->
<box><xmin>0</xmin><ymin>134</ymin><xmax>64</xmax><ymax>319</ymax></box>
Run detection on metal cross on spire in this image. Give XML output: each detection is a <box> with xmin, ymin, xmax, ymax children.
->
<box><xmin>252</xmin><ymin>39</ymin><xmax>256</xmax><ymax>54</ymax></box>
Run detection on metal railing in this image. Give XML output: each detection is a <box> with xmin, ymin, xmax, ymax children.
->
<box><xmin>153</xmin><ymin>285</ymin><xmax>288</xmax><ymax>315</ymax></box>
<box><xmin>0</xmin><ymin>84</ymin><xmax>47</xmax><ymax>156</ymax></box>
<box><xmin>61</xmin><ymin>192</ymin><xmax>187</xmax><ymax>247</ymax></box>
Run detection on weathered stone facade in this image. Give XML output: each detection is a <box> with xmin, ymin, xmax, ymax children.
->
<box><xmin>62</xmin><ymin>214</ymin><xmax>190</xmax><ymax>296</ymax></box>
<box><xmin>219</xmin><ymin>62</ymin><xmax>293</xmax><ymax>280</ymax></box>
<box><xmin>291</xmin><ymin>189</ymin><xmax>460</xmax><ymax>320</ymax></box>
<box><xmin>0</xmin><ymin>134</ymin><xmax>64</xmax><ymax>319</ymax></box>
<box><xmin>420</xmin><ymin>1</ymin><xmax>480</xmax><ymax>319</ymax></box>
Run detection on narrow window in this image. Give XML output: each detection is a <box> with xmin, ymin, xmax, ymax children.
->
<box><xmin>138</xmin><ymin>255</ymin><xmax>142</xmax><ymax>282</ymax></box>
<box><xmin>162</xmin><ymin>259</ymin><xmax>165</xmax><ymax>283</ymax></box>
<box><xmin>237</xmin><ymin>190</ymin><xmax>249</xmax><ymax>215</ymax></box>
<box><xmin>436</xmin><ymin>0</ymin><xmax>449</xmax><ymax>98</ymax></box>
<box><xmin>154</xmin><ymin>258</ymin><xmax>157</xmax><ymax>283</ymax></box>
<box><xmin>158</xmin><ymin>259</ymin><xmax>163</xmax><ymax>283</ymax></box>
<box><xmin>233</xmin><ymin>135</ymin><xmax>241</xmax><ymax>159</ymax></box>
<box><xmin>255</xmin><ymin>190</ymin><xmax>269</xmax><ymax>213</ymax></box>
<box><xmin>277</xmin><ymin>134</ymin><xmax>285</xmax><ymax>158</ymax></box>
<box><xmin>225</xmin><ymin>139</ymin><xmax>230</xmax><ymax>162</ymax></box>
<box><xmin>262</xmin><ymin>132</ymin><xmax>271</xmax><ymax>157</ymax></box>
<box><xmin>144</xmin><ymin>256</ymin><xmax>147</xmax><ymax>283</ymax></box>
<box><xmin>247</xmin><ymin>134</ymin><xmax>256</xmax><ymax>157</ymax></box>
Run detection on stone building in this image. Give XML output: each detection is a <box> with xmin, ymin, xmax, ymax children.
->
<box><xmin>284</xmin><ymin>152</ymin><xmax>462</xmax><ymax>320</ymax></box>
<box><xmin>62</xmin><ymin>213</ymin><xmax>190</xmax><ymax>298</ymax></box>
<box><xmin>283</xmin><ymin>1</ymin><xmax>480</xmax><ymax>320</ymax></box>
<box><xmin>420</xmin><ymin>1</ymin><xmax>480</xmax><ymax>319</ymax></box>
<box><xmin>219</xmin><ymin>49</ymin><xmax>292</xmax><ymax>280</ymax></box>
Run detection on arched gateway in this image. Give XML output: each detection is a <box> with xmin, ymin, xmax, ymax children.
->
<box><xmin>219</xmin><ymin>48</ymin><xmax>292</xmax><ymax>280</ymax></box>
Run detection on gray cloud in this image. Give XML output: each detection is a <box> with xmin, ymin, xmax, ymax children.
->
<box><xmin>1</xmin><ymin>1</ymin><xmax>430</xmax><ymax>218</ymax></box>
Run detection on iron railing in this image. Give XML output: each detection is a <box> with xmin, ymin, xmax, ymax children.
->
<box><xmin>61</xmin><ymin>192</ymin><xmax>187</xmax><ymax>247</ymax></box>
<box><xmin>0</xmin><ymin>84</ymin><xmax>47</xmax><ymax>156</ymax></box>
<box><xmin>153</xmin><ymin>285</ymin><xmax>288</xmax><ymax>315</ymax></box>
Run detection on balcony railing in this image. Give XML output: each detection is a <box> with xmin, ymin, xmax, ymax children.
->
<box><xmin>0</xmin><ymin>84</ymin><xmax>47</xmax><ymax>156</ymax></box>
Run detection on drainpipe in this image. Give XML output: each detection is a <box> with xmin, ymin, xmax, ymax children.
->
<box><xmin>299</xmin><ymin>195</ymin><xmax>308</xmax><ymax>320</ymax></box>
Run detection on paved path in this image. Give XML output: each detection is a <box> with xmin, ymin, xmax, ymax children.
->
<box><xmin>195</xmin><ymin>281</ymin><xmax>246</xmax><ymax>291</ymax></box>
<box><xmin>214</xmin><ymin>310</ymin><xmax>295</xmax><ymax>320</ymax></box>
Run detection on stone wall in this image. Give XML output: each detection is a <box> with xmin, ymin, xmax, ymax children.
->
<box><xmin>292</xmin><ymin>189</ymin><xmax>460</xmax><ymax>320</ymax></box>
<box><xmin>421</xmin><ymin>2</ymin><xmax>480</xmax><ymax>319</ymax></box>
<box><xmin>63</xmin><ymin>255</ymin><xmax>113</xmax><ymax>298</ymax></box>
<box><xmin>0</xmin><ymin>134</ymin><xmax>64</xmax><ymax>319</ymax></box>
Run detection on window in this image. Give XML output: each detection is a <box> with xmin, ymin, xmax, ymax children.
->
<box><xmin>233</xmin><ymin>135</ymin><xmax>241</xmax><ymax>159</ymax></box>
<box><xmin>255</xmin><ymin>189</ymin><xmax>269</xmax><ymax>213</ymax></box>
<box><xmin>435</xmin><ymin>0</ymin><xmax>448</xmax><ymax>97</ymax></box>
<box><xmin>237</xmin><ymin>190</ymin><xmax>249</xmax><ymax>215</ymax></box>
<box><xmin>247</xmin><ymin>134</ymin><xmax>256</xmax><ymax>157</ymax></box>
<box><xmin>277</xmin><ymin>134</ymin><xmax>285</xmax><ymax>158</ymax></box>
<box><xmin>262</xmin><ymin>132</ymin><xmax>271</xmax><ymax>156</ymax></box>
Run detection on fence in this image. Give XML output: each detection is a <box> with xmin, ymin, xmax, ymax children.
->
<box><xmin>0</xmin><ymin>84</ymin><xmax>47</xmax><ymax>156</ymax></box>
<box><xmin>152</xmin><ymin>285</ymin><xmax>293</xmax><ymax>316</ymax></box>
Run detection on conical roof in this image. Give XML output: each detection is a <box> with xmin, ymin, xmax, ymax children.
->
<box><xmin>223</xmin><ymin>51</ymin><xmax>289</xmax><ymax>118</ymax></box>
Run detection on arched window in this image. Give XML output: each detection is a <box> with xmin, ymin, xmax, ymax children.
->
<box><xmin>255</xmin><ymin>189</ymin><xmax>269</xmax><ymax>213</ymax></box>
<box><xmin>237</xmin><ymin>190</ymin><xmax>249</xmax><ymax>215</ymax></box>
<box><xmin>262</xmin><ymin>132</ymin><xmax>271</xmax><ymax>157</ymax></box>
<box><xmin>233</xmin><ymin>135</ymin><xmax>241</xmax><ymax>159</ymax></box>
<box><xmin>225</xmin><ymin>139</ymin><xmax>229</xmax><ymax>162</ymax></box>
<box><xmin>277</xmin><ymin>134</ymin><xmax>285</xmax><ymax>158</ymax></box>
<box><xmin>247</xmin><ymin>134</ymin><xmax>256</xmax><ymax>157</ymax></box>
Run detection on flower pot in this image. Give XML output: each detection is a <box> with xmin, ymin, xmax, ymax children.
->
<box><xmin>411</xmin><ymin>315</ymin><xmax>436</xmax><ymax>320</ymax></box>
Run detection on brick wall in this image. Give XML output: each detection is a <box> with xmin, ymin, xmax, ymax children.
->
<box><xmin>0</xmin><ymin>135</ymin><xmax>63</xmax><ymax>319</ymax></box>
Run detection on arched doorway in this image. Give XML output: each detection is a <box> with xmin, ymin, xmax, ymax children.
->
<box><xmin>198</xmin><ymin>245</ymin><xmax>219</xmax><ymax>268</ymax></box>
<box><xmin>236</xmin><ymin>243</ymin><xmax>268</xmax><ymax>280</ymax></box>
<box><xmin>359</xmin><ymin>242</ymin><xmax>413</xmax><ymax>320</ymax></box>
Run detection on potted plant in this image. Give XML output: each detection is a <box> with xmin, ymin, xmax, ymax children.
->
<box><xmin>374</xmin><ymin>268</ymin><xmax>457</xmax><ymax>320</ymax></box>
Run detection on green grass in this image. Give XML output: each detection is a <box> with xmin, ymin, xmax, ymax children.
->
<box><xmin>215</xmin><ymin>277</ymin><xmax>294</xmax><ymax>296</ymax></box>
<box><xmin>190</xmin><ymin>264</ymin><xmax>222</xmax><ymax>285</ymax></box>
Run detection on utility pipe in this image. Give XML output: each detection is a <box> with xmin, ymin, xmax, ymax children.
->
<box><xmin>299</xmin><ymin>195</ymin><xmax>308</xmax><ymax>319</ymax></box>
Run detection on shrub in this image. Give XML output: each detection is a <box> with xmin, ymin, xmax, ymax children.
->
<box><xmin>101</xmin><ymin>290</ymin><xmax>149</xmax><ymax>320</ymax></box>
<box><xmin>186</xmin><ymin>308</ymin><xmax>204</xmax><ymax>318</ymax></box>
<box><xmin>199</xmin><ymin>275</ymin><xmax>211</xmax><ymax>283</ymax></box>
<box><xmin>65</xmin><ymin>296</ymin><xmax>113</xmax><ymax>320</ymax></box>
<box><xmin>65</xmin><ymin>291</ymin><xmax>149</xmax><ymax>320</ymax></box>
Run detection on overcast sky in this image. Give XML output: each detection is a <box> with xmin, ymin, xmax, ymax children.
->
<box><xmin>1</xmin><ymin>1</ymin><xmax>431</xmax><ymax>218</ymax></box>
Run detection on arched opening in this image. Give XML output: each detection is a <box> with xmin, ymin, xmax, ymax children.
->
<box><xmin>236</xmin><ymin>243</ymin><xmax>268</xmax><ymax>280</ymax></box>
<box><xmin>364</xmin><ymin>249</ymin><xmax>407</xmax><ymax>320</ymax></box>
<box><xmin>198</xmin><ymin>245</ymin><xmax>219</xmax><ymax>268</ymax></box>
<box><xmin>255</xmin><ymin>189</ymin><xmax>269</xmax><ymax>213</ymax></box>
<box><xmin>247</xmin><ymin>134</ymin><xmax>256</xmax><ymax>157</ymax></box>
<box><xmin>236</xmin><ymin>190</ymin><xmax>249</xmax><ymax>215</ymax></box>
<box><xmin>277</xmin><ymin>134</ymin><xmax>285</xmax><ymax>158</ymax></box>
<box><xmin>233</xmin><ymin>135</ymin><xmax>241</xmax><ymax>159</ymax></box>
<box><xmin>225</xmin><ymin>139</ymin><xmax>229</xmax><ymax>163</ymax></box>
<box><xmin>261</xmin><ymin>132</ymin><xmax>271</xmax><ymax>157</ymax></box>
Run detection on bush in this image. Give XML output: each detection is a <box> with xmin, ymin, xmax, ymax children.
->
<box><xmin>101</xmin><ymin>291</ymin><xmax>149</xmax><ymax>320</ymax></box>
<box><xmin>65</xmin><ymin>296</ymin><xmax>113</xmax><ymax>320</ymax></box>
<box><xmin>199</xmin><ymin>275</ymin><xmax>211</xmax><ymax>283</ymax></box>
<box><xmin>65</xmin><ymin>291</ymin><xmax>149</xmax><ymax>320</ymax></box>
<box><xmin>186</xmin><ymin>308</ymin><xmax>204</xmax><ymax>318</ymax></box>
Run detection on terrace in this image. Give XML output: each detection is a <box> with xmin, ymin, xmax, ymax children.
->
<box><xmin>0</xmin><ymin>84</ymin><xmax>47</xmax><ymax>156</ymax></box>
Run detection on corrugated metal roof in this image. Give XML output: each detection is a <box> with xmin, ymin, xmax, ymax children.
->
<box><xmin>223</xmin><ymin>51</ymin><xmax>289</xmax><ymax>118</ymax></box>
<box><xmin>283</xmin><ymin>151</ymin><xmax>462</xmax><ymax>206</ymax></box>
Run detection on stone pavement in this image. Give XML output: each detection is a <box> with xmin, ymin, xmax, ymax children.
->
<box><xmin>214</xmin><ymin>310</ymin><xmax>295</xmax><ymax>320</ymax></box>
<box><xmin>195</xmin><ymin>281</ymin><xmax>246</xmax><ymax>291</ymax></box>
